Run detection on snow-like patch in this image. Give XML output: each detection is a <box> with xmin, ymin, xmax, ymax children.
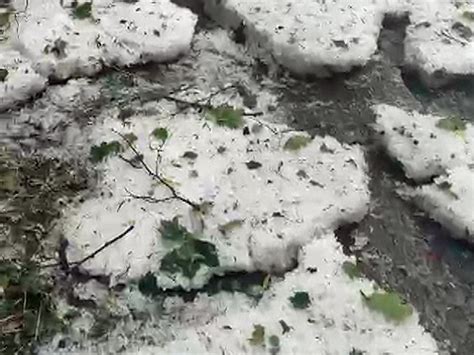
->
<box><xmin>64</xmin><ymin>105</ymin><xmax>369</xmax><ymax>289</ymax></box>
<box><xmin>10</xmin><ymin>0</ymin><xmax>197</xmax><ymax>80</ymax></box>
<box><xmin>407</xmin><ymin>165</ymin><xmax>474</xmax><ymax>242</ymax></box>
<box><xmin>0</xmin><ymin>48</ymin><xmax>46</xmax><ymax>111</ymax></box>
<box><xmin>204</xmin><ymin>0</ymin><xmax>384</xmax><ymax>76</ymax></box>
<box><xmin>130</xmin><ymin>237</ymin><xmax>437</xmax><ymax>354</ymax></box>
<box><xmin>404</xmin><ymin>0</ymin><xmax>474</xmax><ymax>87</ymax></box>
<box><xmin>373</xmin><ymin>104</ymin><xmax>474</xmax><ymax>181</ymax></box>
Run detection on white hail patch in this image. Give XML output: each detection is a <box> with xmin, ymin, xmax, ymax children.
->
<box><xmin>9</xmin><ymin>0</ymin><xmax>197</xmax><ymax>80</ymax></box>
<box><xmin>48</xmin><ymin>237</ymin><xmax>438</xmax><ymax>354</ymax></box>
<box><xmin>406</xmin><ymin>165</ymin><xmax>474</xmax><ymax>243</ymax></box>
<box><xmin>204</xmin><ymin>0</ymin><xmax>384</xmax><ymax>76</ymax></box>
<box><xmin>373</xmin><ymin>104</ymin><xmax>474</xmax><ymax>181</ymax></box>
<box><xmin>0</xmin><ymin>48</ymin><xmax>46</xmax><ymax>111</ymax></box>
<box><xmin>63</xmin><ymin>105</ymin><xmax>369</xmax><ymax>290</ymax></box>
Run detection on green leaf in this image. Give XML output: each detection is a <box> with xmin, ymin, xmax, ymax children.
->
<box><xmin>123</xmin><ymin>132</ymin><xmax>138</xmax><ymax>143</ymax></box>
<box><xmin>289</xmin><ymin>291</ymin><xmax>311</xmax><ymax>309</ymax></box>
<box><xmin>0</xmin><ymin>68</ymin><xmax>8</xmax><ymax>82</ymax></box>
<box><xmin>152</xmin><ymin>127</ymin><xmax>168</xmax><ymax>141</ymax></box>
<box><xmin>463</xmin><ymin>11</ymin><xmax>474</xmax><ymax>21</ymax></box>
<box><xmin>361</xmin><ymin>290</ymin><xmax>413</xmax><ymax>323</ymax></box>
<box><xmin>89</xmin><ymin>141</ymin><xmax>123</xmax><ymax>163</ymax></box>
<box><xmin>0</xmin><ymin>11</ymin><xmax>11</xmax><ymax>28</ymax></box>
<box><xmin>138</xmin><ymin>272</ymin><xmax>160</xmax><ymax>297</ymax></box>
<box><xmin>159</xmin><ymin>218</ymin><xmax>219</xmax><ymax>279</ymax></box>
<box><xmin>159</xmin><ymin>218</ymin><xmax>189</xmax><ymax>242</ymax></box>
<box><xmin>207</xmin><ymin>105</ymin><xmax>244</xmax><ymax>129</ymax></box>
<box><xmin>248</xmin><ymin>324</ymin><xmax>265</xmax><ymax>346</ymax></box>
<box><xmin>73</xmin><ymin>2</ymin><xmax>92</xmax><ymax>19</ymax></box>
<box><xmin>342</xmin><ymin>261</ymin><xmax>363</xmax><ymax>279</ymax></box>
<box><xmin>193</xmin><ymin>239</ymin><xmax>219</xmax><ymax>267</ymax></box>
<box><xmin>284</xmin><ymin>135</ymin><xmax>311</xmax><ymax>151</ymax></box>
<box><xmin>436</xmin><ymin>116</ymin><xmax>467</xmax><ymax>134</ymax></box>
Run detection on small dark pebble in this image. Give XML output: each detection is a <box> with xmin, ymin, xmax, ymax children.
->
<box><xmin>243</xmin><ymin>126</ymin><xmax>250</xmax><ymax>135</ymax></box>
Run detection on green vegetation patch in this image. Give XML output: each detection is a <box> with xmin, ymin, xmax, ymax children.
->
<box><xmin>361</xmin><ymin>290</ymin><xmax>413</xmax><ymax>323</ymax></box>
<box><xmin>342</xmin><ymin>261</ymin><xmax>363</xmax><ymax>279</ymax></box>
<box><xmin>248</xmin><ymin>324</ymin><xmax>265</xmax><ymax>346</ymax></box>
<box><xmin>283</xmin><ymin>135</ymin><xmax>311</xmax><ymax>151</ymax></box>
<box><xmin>206</xmin><ymin>105</ymin><xmax>244</xmax><ymax>129</ymax></box>
<box><xmin>151</xmin><ymin>127</ymin><xmax>168</xmax><ymax>142</ymax></box>
<box><xmin>436</xmin><ymin>116</ymin><xmax>467</xmax><ymax>134</ymax></box>
<box><xmin>89</xmin><ymin>141</ymin><xmax>123</xmax><ymax>163</ymax></box>
<box><xmin>73</xmin><ymin>2</ymin><xmax>93</xmax><ymax>20</ymax></box>
<box><xmin>159</xmin><ymin>218</ymin><xmax>219</xmax><ymax>279</ymax></box>
<box><xmin>289</xmin><ymin>291</ymin><xmax>311</xmax><ymax>309</ymax></box>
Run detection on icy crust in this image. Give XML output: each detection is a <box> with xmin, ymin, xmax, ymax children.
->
<box><xmin>404</xmin><ymin>0</ymin><xmax>474</xmax><ymax>87</ymax></box>
<box><xmin>0</xmin><ymin>48</ymin><xmax>46</xmax><ymax>111</ymax></box>
<box><xmin>11</xmin><ymin>0</ymin><xmax>197</xmax><ymax>80</ymax></box>
<box><xmin>408</xmin><ymin>166</ymin><xmax>474</xmax><ymax>242</ymax></box>
<box><xmin>203</xmin><ymin>0</ymin><xmax>474</xmax><ymax>84</ymax></box>
<box><xmin>64</xmin><ymin>110</ymin><xmax>369</xmax><ymax>289</ymax></box>
<box><xmin>204</xmin><ymin>0</ymin><xmax>384</xmax><ymax>76</ymax></box>
<box><xmin>128</xmin><ymin>237</ymin><xmax>437</xmax><ymax>354</ymax></box>
<box><xmin>373</xmin><ymin>104</ymin><xmax>474</xmax><ymax>181</ymax></box>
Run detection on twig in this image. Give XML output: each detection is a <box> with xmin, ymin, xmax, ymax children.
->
<box><xmin>125</xmin><ymin>187</ymin><xmax>174</xmax><ymax>204</ymax></box>
<box><xmin>163</xmin><ymin>94</ymin><xmax>263</xmax><ymax>117</ymax></box>
<box><xmin>116</xmin><ymin>131</ymin><xmax>200</xmax><ymax>210</ymax></box>
<box><xmin>34</xmin><ymin>300</ymin><xmax>42</xmax><ymax>341</ymax></box>
<box><xmin>69</xmin><ymin>225</ymin><xmax>135</xmax><ymax>267</ymax></box>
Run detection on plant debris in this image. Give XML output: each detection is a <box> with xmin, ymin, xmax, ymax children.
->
<box><xmin>0</xmin><ymin>68</ymin><xmax>8</xmax><ymax>82</ymax></box>
<box><xmin>248</xmin><ymin>324</ymin><xmax>265</xmax><ymax>346</ymax></box>
<box><xmin>279</xmin><ymin>320</ymin><xmax>291</xmax><ymax>334</ymax></box>
<box><xmin>151</xmin><ymin>127</ymin><xmax>168</xmax><ymax>142</ymax></box>
<box><xmin>342</xmin><ymin>261</ymin><xmax>363</xmax><ymax>279</ymax></box>
<box><xmin>361</xmin><ymin>290</ymin><xmax>413</xmax><ymax>323</ymax></box>
<box><xmin>289</xmin><ymin>291</ymin><xmax>311</xmax><ymax>309</ymax></box>
<box><xmin>436</xmin><ymin>116</ymin><xmax>466</xmax><ymax>134</ymax></box>
<box><xmin>89</xmin><ymin>141</ymin><xmax>123</xmax><ymax>163</ymax></box>
<box><xmin>207</xmin><ymin>105</ymin><xmax>244</xmax><ymax>129</ymax></box>
<box><xmin>283</xmin><ymin>135</ymin><xmax>311</xmax><ymax>151</ymax></box>
<box><xmin>159</xmin><ymin>218</ymin><xmax>219</xmax><ymax>279</ymax></box>
<box><xmin>73</xmin><ymin>2</ymin><xmax>92</xmax><ymax>20</ymax></box>
<box><xmin>246</xmin><ymin>160</ymin><xmax>262</xmax><ymax>170</ymax></box>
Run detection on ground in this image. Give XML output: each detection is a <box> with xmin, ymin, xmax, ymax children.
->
<box><xmin>1</xmin><ymin>0</ymin><xmax>474</xmax><ymax>354</ymax></box>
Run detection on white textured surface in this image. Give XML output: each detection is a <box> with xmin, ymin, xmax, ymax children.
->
<box><xmin>148</xmin><ymin>237</ymin><xmax>437</xmax><ymax>354</ymax></box>
<box><xmin>55</xmin><ymin>237</ymin><xmax>436</xmax><ymax>354</ymax></box>
<box><xmin>373</xmin><ymin>104</ymin><xmax>474</xmax><ymax>181</ymax></box>
<box><xmin>0</xmin><ymin>48</ymin><xmax>46</xmax><ymax>111</ymax></box>
<box><xmin>64</xmin><ymin>106</ymin><xmax>369</xmax><ymax>289</ymax></box>
<box><xmin>204</xmin><ymin>0</ymin><xmax>384</xmax><ymax>76</ymax></box>
<box><xmin>409</xmin><ymin>166</ymin><xmax>474</xmax><ymax>242</ymax></box>
<box><xmin>404</xmin><ymin>0</ymin><xmax>474</xmax><ymax>87</ymax></box>
<box><xmin>11</xmin><ymin>0</ymin><xmax>197</xmax><ymax>80</ymax></box>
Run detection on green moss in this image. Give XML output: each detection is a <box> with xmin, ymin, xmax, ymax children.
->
<box><xmin>73</xmin><ymin>2</ymin><xmax>92</xmax><ymax>20</ymax></box>
<box><xmin>361</xmin><ymin>290</ymin><xmax>413</xmax><ymax>323</ymax></box>
<box><xmin>206</xmin><ymin>105</ymin><xmax>244</xmax><ymax>129</ymax></box>
<box><xmin>283</xmin><ymin>135</ymin><xmax>311</xmax><ymax>151</ymax></box>
<box><xmin>289</xmin><ymin>291</ymin><xmax>311</xmax><ymax>309</ymax></box>
<box><xmin>89</xmin><ymin>141</ymin><xmax>123</xmax><ymax>163</ymax></box>
<box><xmin>123</xmin><ymin>132</ymin><xmax>138</xmax><ymax>143</ymax></box>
